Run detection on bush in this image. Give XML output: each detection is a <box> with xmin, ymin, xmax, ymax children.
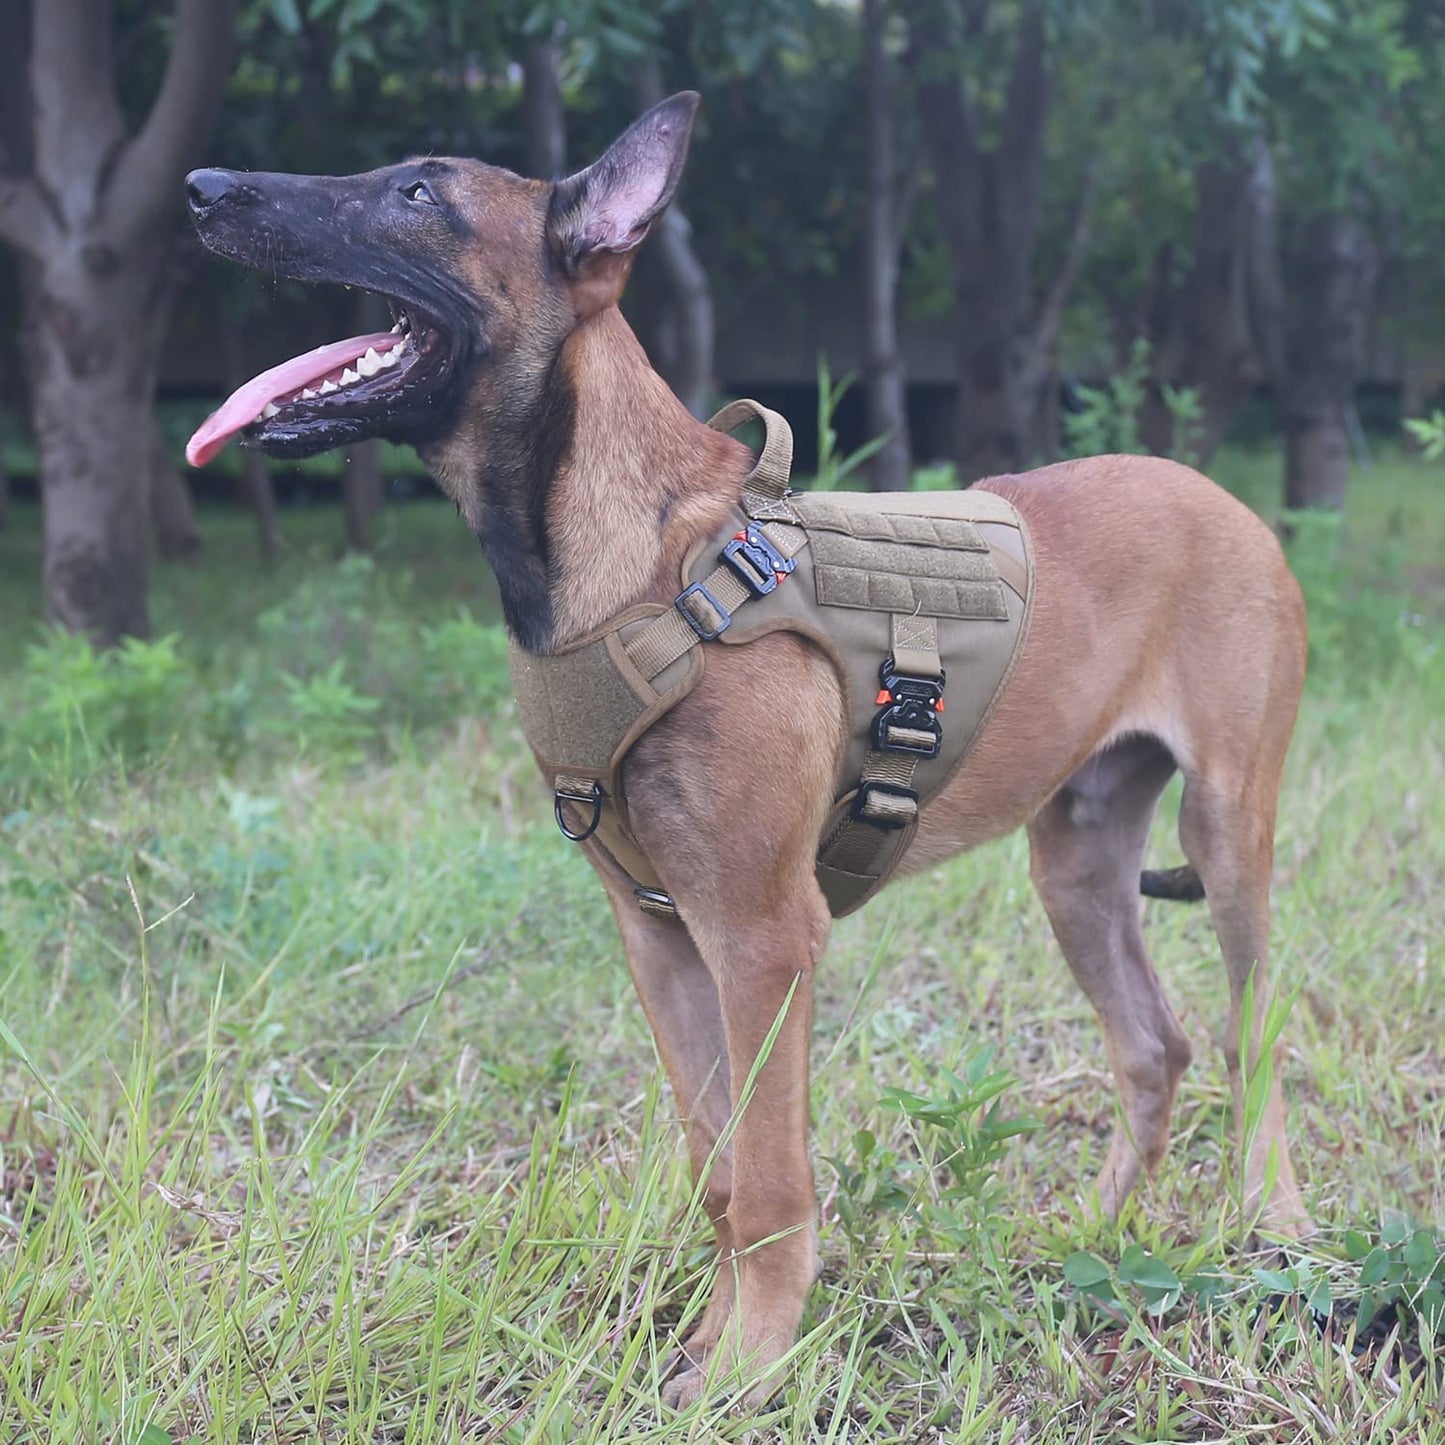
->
<box><xmin>0</xmin><ymin>630</ymin><xmax>191</xmax><ymax>791</ymax></box>
<box><xmin>1281</xmin><ymin>508</ymin><xmax>1434</xmax><ymax>686</ymax></box>
<box><xmin>0</xmin><ymin>556</ymin><xmax>515</xmax><ymax>801</ymax></box>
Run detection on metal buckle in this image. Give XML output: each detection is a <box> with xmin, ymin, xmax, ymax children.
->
<box><xmin>554</xmin><ymin>779</ymin><xmax>603</xmax><ymax>841</ymax></box>
<box><xmin>872</xmin><ymin>656</ymin><xmax>945</xmax><ymax>759</ymax></box>
<box><xmin>850</xmin><ymin>780</ymin><xmax>918</xmax><ymax>830</ymax></box>
<box><xmin>721</xmin><ymin>526</ymin><xmax>795</xmax><ymax>597</ymax></box>
<box><xmin>675</xmin><ymin>582</ymin><xmax>731</xmax><ymax>640</ymax></box>
<box><xmin>634</xmin><ymin>887</ymin><xmax>679</xmax><ymax>919</ymax></box>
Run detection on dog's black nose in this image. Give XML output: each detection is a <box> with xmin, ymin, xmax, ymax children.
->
<box><xmin>186</xmin><ymin>168</ymin><xmax>240</xmax><ymax>215</ymax></box>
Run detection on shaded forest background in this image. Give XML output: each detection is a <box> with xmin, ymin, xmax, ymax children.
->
<box><xmin>2</xmin><ymin>0</ymin><xmax>1444</xmax><ymax>645</ymax></box>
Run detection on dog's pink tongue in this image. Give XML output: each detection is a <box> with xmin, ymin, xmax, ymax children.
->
<box><xmin>185</xmin><ymin>331</ymin><xmax>399</xmax><ymax>467</ymax></box>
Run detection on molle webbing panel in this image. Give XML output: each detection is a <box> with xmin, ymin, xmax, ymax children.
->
<box><xmin>806</xmin><ymin>524</ymin><xmax>1009</xmax><ymax>620</ymax></box>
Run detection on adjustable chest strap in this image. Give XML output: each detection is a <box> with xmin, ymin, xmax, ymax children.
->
<box><xmin>625</xmin><ymin>400</ymin><xmax>807</xmax><ymax>683</ymax></box>
<box><xmin>815</xmin><ymin>613</ymin><xmax>943</xmax><ymax>895</ymax></box>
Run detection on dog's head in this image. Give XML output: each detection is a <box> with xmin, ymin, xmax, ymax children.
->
<box><xmin>184</xmin><ymin>93</ymin><xmax>700</xmax><ymax>469</ymax></box>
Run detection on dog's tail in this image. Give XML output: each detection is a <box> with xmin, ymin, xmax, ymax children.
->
<box><xmin>1139</xmin><ymin>864</ymin><xmax>1206</xmax><ymax>902</ymax></box>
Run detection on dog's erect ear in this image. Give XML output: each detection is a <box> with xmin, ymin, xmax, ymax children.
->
<box><xmin>547</xmin><ymin>91</ymin><xmax>699</xmax><ymax>318</ymax></box>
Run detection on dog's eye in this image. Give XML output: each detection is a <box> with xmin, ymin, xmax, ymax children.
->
<box><xmin>403</xmin><ymin>180</ymin><xmax>437</xmax><ymax>206</ymax></box>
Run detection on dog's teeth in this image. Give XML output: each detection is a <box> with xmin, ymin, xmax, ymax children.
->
<box><xmin>390</xmin><ymin>339</ymin><xmax>407</xmax><ymax>356</ymax></box>
<box><xmin>300</xmin><ymin>387</ymin><xmax>318</xmax><ymax>400</ymax></box>
<box><xmin>340</xmin><ymin>367</ymin><xmax>360</xmax><ymax>385</ymax></box>
<box><xmin>377</xmin><ymin>350</ymin><xmax>398</xmax><ymax>368</ymax></box>
<box><xmin>319</xmin><ymin>379</ymin><xmax>339</xmax><ymax>394</ymax></box>
<box><xmin>261</xmin><ymin>402</ymin><xmax>280</xmax><ymax>419</ymax></box>
<box><xmin>357</xmin><ymin>348</ymin><xmax>382</xmax><ymax>377</ymax></box>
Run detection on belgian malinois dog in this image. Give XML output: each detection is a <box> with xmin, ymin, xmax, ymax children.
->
<box><xmin>185</xmin><ymin>93</ymin><xmax>1312</xmax><ymax>1409</ymax></box>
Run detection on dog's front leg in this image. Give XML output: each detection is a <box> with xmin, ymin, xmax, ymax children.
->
<box><xmin>661</xmin><ymin>886</ymin><xmax>829</xmax><ymax>1411</ymax></box>
<box><xmin>591</xmin><ymin>851</ymin><xmax>741</xmax><ymax>1366</ymax></box>
<box><xmin>597</xmin><ymin>845</ymin><xmax>828</xmax><ymax>1410</ymax></box>
<box><xmin>623</xmin><ymin>635</ymin><xmax>841</xmax><ymax>1410</ymax></box>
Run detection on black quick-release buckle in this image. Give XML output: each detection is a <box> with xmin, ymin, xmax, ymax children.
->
<box><xmin>850</xmin><ymin>779</ymin><xmax>919</xmax><ymax>830</ymax></box>
<box><xmin>554</xmin><ymin>778</ymin><xmax>603</xmax><ymax>841</ymax></box>
<box><xmin>675</xmin><ymin>582</ymin><xmax>732</xmax><ymax>640</ymax></box>
<box><xmin>721</xmin><ymin>526</ymin><xmax>795</xmax><ymax>597</ymax></box>
<box><xmin>872</xmin><ymin>656</ymin><xmax>946</xmax><ymax>759</ymax></box>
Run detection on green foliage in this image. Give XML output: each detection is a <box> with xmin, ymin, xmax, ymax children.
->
<box><xmin>883</xmin><ymin>1048</ymin><xmax>1038</xmax><ymax>1242</ymax></box>
<box><xmin>1063</xmin><ymin>339</ymin><xmax>1150</xmax><ymax>457</ymax></box>
<box><xmin>1281</xmin><ymin>507</ymin><xmax>1434</xmax><ymax>685</ymax></box>
<box><xmin>0</xmin><ymin>632</ymin><xmax>189</xmax><ymax>790</ymax></box>
<box><xmin>1062</xmin><ymin>337</ymin><xmax>1205</xmax><ymax>463</ymax></box>
<box><xmin>0</xmin><ymin>550</ymin><xmax>512</xmax><ymax>802</ymax></box>
<box><xmin>1064</xmin><ymin>1222</ymin><xmax>1445</xmax><ymax>1351</ymax></box>
<box><xmin>825</xmin><ymin>1127</ymin><xmax>912</xmax><ymax>1246</ymax></box>
<box><xmin>271</xmin><ymin>659</ymin><xmax>381</xmax><ymax>763</ymax></box>
<box><xmin>1346</xmin><ymin>1217</ymin><xmax>1445</xmax><ymax>1338</ymax></box>
<box><xmin>1404</xmin><ymin>409</ymin><xmax>1445</xmax><ymax>460</ymax></box>
<box><xmin>811</xmin><ymin>356</ymin><xmax>888</xmax><ymax>490</ymax></box>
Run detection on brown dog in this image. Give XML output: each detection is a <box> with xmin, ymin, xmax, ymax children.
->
<box><xmin>185</xmin><ymin>92</ymin><xmax>1313</xmax><ymax>1409</ymax></box>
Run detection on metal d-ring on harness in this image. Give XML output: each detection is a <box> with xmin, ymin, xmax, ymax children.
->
<box><xmin>553</xmin><ymin>775</ymin><xmax>603</xmax><ymax>841</ymax></box>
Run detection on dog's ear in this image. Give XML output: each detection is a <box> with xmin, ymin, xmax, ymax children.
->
<box><xmin>547</xmin><ymin>91</ymin><xmax>699</xmax><ymax>318</ymax></box>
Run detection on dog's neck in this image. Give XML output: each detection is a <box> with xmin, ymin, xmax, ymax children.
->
<box><xmin>460</xmin><ymin>306</ymin><xmax>750</xmax><ymax>653</ymax></box>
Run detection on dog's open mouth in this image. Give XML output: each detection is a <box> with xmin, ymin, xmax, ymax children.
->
<box><xmin>185</xmin><ymin>301</ymin><xmax>452</xmax><ymax>467</ymax></box>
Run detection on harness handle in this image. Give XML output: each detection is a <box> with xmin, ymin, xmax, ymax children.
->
<box><xmin>707</xmin><ymin>399</ymin><xmax>794</xmax><ymax>508</ymax></box>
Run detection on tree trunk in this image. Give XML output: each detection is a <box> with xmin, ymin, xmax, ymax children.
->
<box><xmin>343</xmin><ymin>441</ymin><xmax>383</xmax><ymax>552</ymax></box>
<box><xmin>905</xmin><ymin>2</ymin><xmax>1069</xmax><ymax>482</ymax></box>
<box><xmin>1142</xmin><ymin>142</ymin><xmax>1277</xmax><ymax>464</ymax></box>
<box><xmin>1278</xmin><ymin>212</ymin><xmax>1377</xmax><ymax>511</ymax></box>
<box><xmin>632</xmin><ymin>58</ymin><xmax>714</xmax><ymax>419</ymax></box>
<box><xmin>521</xmin><ymin>39</ymin><xmax>566</xmax><ymax>177</ymax></box>
<box><xmin>219</xmin><ymin>314</ymin><xmax>282</xmax><ymax>561</ymax></box>
<box><xmin>27</xmin><ymin>253</ymin><xmax>165</xmax><ymax>642</ymax></box>
<box><xmin>861</xmin><ymin>0</ymin><xmax>912</xmax><ymax>490</ymax></box>
<box><xmin>149</xmin><ymin>414</ymin><xmax>202</xmax><ymax>560</ymax></box>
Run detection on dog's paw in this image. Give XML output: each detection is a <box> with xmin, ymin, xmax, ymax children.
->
<box><xmin>660</xmin><ymin>1365</ymin><xmax>709</xmax><ymax>1412</ymax></box>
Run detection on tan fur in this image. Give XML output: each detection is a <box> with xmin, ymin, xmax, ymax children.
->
<box><xmin>334</xmin><ymin>146</ymin><xmax>1313</xmax><ymax>1410</ymax></box>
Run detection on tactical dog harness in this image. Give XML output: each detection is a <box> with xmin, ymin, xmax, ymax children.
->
<box><xmin>510</xmin><ymin>400</ymin><xmax>1034</xmax><ymax>919</ymax></box>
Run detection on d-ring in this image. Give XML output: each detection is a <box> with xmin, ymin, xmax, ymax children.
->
<box><xmin>554</xmin><ymin>780</ymin><xmax>603</xmax><ymax>842</ymax></box>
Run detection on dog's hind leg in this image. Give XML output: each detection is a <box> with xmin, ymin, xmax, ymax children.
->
<box><xmin>1177</xmin><ymin>762</ymin><xmax>1313</xmax><ymax>1236</ymax></box>
<box><xmin>1028</xmin><ymin>736</ymin><xmax>1194</xmax><ymax>1216</ymax></box>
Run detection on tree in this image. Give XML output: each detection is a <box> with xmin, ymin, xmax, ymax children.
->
<box><xmin>521</xmin><ymin>34</ymin><xmax>568</xmax><ymax>177</ymax></box>
<box><xmin>1257</xmin><ymin>0</ymin><xmax>1418</xmax><ymax>509</ymax></box>
<box><xmin>900</xmin><ymin>0</ymin><xmax>1095</xmax><ymax>481</ymax></box>
<box><xmin>860</xmin><ymin>0</ymin><xmax>912</xmax><ymax>490</ymax></box>
<box><xmin>0</xmin><ymin>0</ymin><xmax>238</xmax><ymax>644</ymax></box>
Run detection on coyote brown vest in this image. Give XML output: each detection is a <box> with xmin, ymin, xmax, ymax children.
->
<box><xmin>510</xmin><ymin>401</ymin><xmax>1034</xmax><ymax>918</ymax></box>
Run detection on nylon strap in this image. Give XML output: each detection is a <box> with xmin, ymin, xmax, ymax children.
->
<box><xmin>624</xmin><ymin>401</ymin><xmax>803</xmax><ymax>682</ymax></box>
<box><xmin>816</xmin><ymin>614</ymin><xmax>942</xmax><ymax>874</ymax></box>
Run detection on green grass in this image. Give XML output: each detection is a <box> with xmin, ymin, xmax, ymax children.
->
<box><xmin>0</xmin><ymin>447</ymin><xmax>1443</xmax><ymax>1441</ymax></box>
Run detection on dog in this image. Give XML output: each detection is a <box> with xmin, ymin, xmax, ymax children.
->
<box><xmin>185</xmin><ymin>91</ymin><xmax>1313</xmax><ymax>1409</ymax></box>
